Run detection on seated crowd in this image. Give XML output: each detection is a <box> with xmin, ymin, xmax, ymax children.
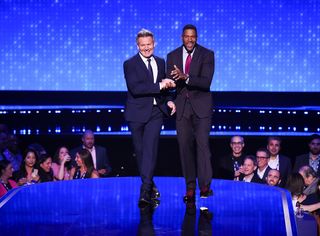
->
<box><xmin>0</xmin><ymin>129</ymin><xmax>111</xmax><ymax>198</ymax></box>
<box><xmin>1</xmin><ymin>124</ymin><xmax>320</xmax><ymax>220</ymax></box>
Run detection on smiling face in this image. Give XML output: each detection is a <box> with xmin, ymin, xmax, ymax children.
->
<box><xmin>256</xmin><ymin>151</ymin><xmax>269</xmax><ymax>169</ymax></box>
<box><xmin>266</xmin><ymin>169</ymin><xmax>281</xmax><ymax>186</ymax></box>
<box><xmin>75</xmin><ymin>153</ymin><xmax>83</xmax><ymax>167</ymax></box>
<box><xmin>182</xmin><ymin>29</ymin><xmax>197</xmax><ymax>52</ymax></box>
<box><xmin>137</xmin><ymin>36</ymin><xmax>155</xmax><ymax>58</ymax></box>
<box><xmin>267</xmin><ymin>139</ymin><xmax>281</xmax><ymax>156</ymax></box>
<box><xmin>25</xmin><ymin>151</ymin><xmax>37</xmax><ymax>168</ymax></box>
<box><xmin>230</xmin><ymin>136</ymin><xmax>244</xmax><ymax>156</ymax></box>
<box><xmin>243</xmin><ymin>158</ymin><xmax>256</xmax><ymax>176</ymax></box>
<box><xmin>40</xmin><ymin>157</ymin><xmax>52</xmax><ymax>173</ymax></box>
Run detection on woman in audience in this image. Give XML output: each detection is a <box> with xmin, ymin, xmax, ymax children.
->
<box><xmin>285</xmin><ymin>173</ymin><xmax>306</xmax><ymax>212</ymax></box>
<box><xmin>38</xmin><ymin>153</ymin><xmax>54</xmax><ymax>182</ymax></box>
<box><xmin>51</xmin><ymin>146</ymin><xmax>72</xmax><ymax>180</ymax></box>
<box><xmin>13</xmin><ymin>149</ymin><xmax>40</xmax><ymax>185</ymax></box>
<box><xmin>0</xmin><ymin>159</ymin><xmax>18</xmax><ymax>197</ymax></box>
<box><xmin>70</xmin><ymin>149</ymin><xmax>99</xmax><ymax>179</ymax></box>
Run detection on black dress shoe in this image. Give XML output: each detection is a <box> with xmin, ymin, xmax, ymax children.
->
<box><xmin>183</xmin><ymin>189</ymin><xmax>195</xmax><ymax>203</ymax></box>
<box><xmin>200</xmin><ymin>187</ymin><xmax>213</xmax><ymax>199</ymax></box>
<box><xmin>139</xmin><ymin>190</ymin><xmax>151</xmax><ymax>207</ymax></box>
<box><xmin>151</xmin><ymin>186</ymin><xmax>160</xmax><ymax>199</ymax></box>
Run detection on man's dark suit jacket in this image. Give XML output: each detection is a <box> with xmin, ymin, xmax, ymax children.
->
<box><xmin>255</xmin><ymin>166</ymin><xmax>272</xmax><ymax>183</ymax></box>
<box><xmin>277</xmin><ymin>154</ymin><xmax>292</xmax><ymax>186</ymax></box>
<box><xmin>70</xmin><ymin>145</ymin><xmax>111</xmax><ymax>176</ymax></box>
<box><xmin>239</xmin><ymin>173</ymin><xmax>263</xmax><ymax>184</ymax></box>
<box><xmin>293</xmin><ymin>153</ymin><xmax>320</xmax><ymax>176</ymax></box>
<box><xmin>166</xmin><ymin>44</ymin><xmax>214</xmax><ymax>120</ymax></box>
<box><xmin>124</xmin><ymin>53</ymin><xmax>170</xmax><ymax>122</ymax></box>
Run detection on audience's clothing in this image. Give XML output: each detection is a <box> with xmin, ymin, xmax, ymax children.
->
<box><xmin>239</xmin><ymin>173</ymin><xmax>263</xmax><ymax>184</ymax></box>
<box><xmin>256</xmin><ymin>166</ymin><xmax>272</xmax><ymax>183</ymax></box>
<box><xmin>73</xmin><ymin>168</ymin><xmax>90</xmax><ymax>179</ymax></box>
<box><xmin>0</xmin><ymin>179</ymin><xmax>18</xmax><ymax>197</ymax></box>
<box><xmin>269</xmin><ymin>154</ymin><xmax>292</xmax><ymax>187</ymax></box>
<box><xmin>38</xmin><ymin>168</ymin><xmax>54</xmax><ymax>183</ymax></box>
<box><xmin>70</xmin><ymin>145</ymin><xmax>111</xmax><ymax>176</ymax></box>
<box><xmin>294</xmin><ymin>153</ymin><xmax>320</xmax><ymax>176</ymax></box>
<box><xmin>51</xmin><ymin>163</ymin><xmax>71</xmax><ymax>180</ymax></box>
<box><xmin>304</xmin><ymin>178</ymin><xmax>320</xmax><ymax>196</ymax></box>
<box><xmin>219</xmin><ymin>153</ymin><xmax>245</xmax><ymax>180</ymax></box>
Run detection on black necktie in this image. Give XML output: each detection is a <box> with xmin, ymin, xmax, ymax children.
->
<box><xmin>147</xmin><ymin>58</ymin><xmax>154</xmax><ymax>81</ymax></box>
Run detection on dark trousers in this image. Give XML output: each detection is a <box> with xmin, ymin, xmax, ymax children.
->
<box><xmin>129</xmin><ymin>106</ymin><xmax>163</xmax><ymax>191</ymax></box>
<box><xmin>176</xmin><ymin>99</ymin><xmax>212</xmax><ymax>190</ymax></box>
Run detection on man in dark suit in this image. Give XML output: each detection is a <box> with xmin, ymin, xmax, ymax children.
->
<box><xmin>123</xmin><ymin>29</ymin><xmax>175</xmax><ymax>206</ymax></box>
<box><xmin>70</xmin><ymin>129</ymin><xmax>111</xmax><ymax>177</ymax></box>
<box><xmin>166</xmin><ymin>24</ymin><xmax>214</xmax><ymax>201</ymax></box>
<box><xmin>255</xmin><ymin>147</ymin><xmax>272</xmax><ymax>183</ymax></box>
<box><xmin>266</xmin><ymin>136</ymin><xmax>292</xmax><ymax>187</ymax></box>
<box><xmin>293</xmin><ymin>134</ymin><xmax>320</xmax><ymax>176</ymax></box>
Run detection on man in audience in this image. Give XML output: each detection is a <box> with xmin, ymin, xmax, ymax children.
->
<box><xmin>266</xmin><ymin>169</ymin><xmax>281</xmax><ymax>187</ymax></box>
<box><xmin>266</xmin><ymin>136</ymin><xmax>292</xmax><ymax>186</ymax></box>
<box><xmin>70</xmin><ymin>130</ymin><xmax>111</xmax><ymax>177</ymax></box>
<box><xmin>255</xmin><ymin>147</ymin><xmax>272</xmax><ymax>183</ymax></box>
<box><xmin>219</xmin><ymin>135</ymin><xmax>246</xmax><ymax>180</ymax></box>
<box><xmin>238</xmin><ymin>155</ymin><xmax>262</xmax><ymax>183</ymax></box>
<box><xmin>294</xmin><ymin>134</ymin><xmax>320</xmax><ymax>176</ymax></box>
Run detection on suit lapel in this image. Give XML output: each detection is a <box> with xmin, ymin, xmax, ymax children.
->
<box><xmin>135</xmin><ymin>53</ymin><xmax>150</xmax><ymax>80</ymax></box>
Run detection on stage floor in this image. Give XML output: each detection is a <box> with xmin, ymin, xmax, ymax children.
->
<box><xmin>0</xmin><ymin>177</ymin><xmax>297</xmax><ymax>235</ymax></box>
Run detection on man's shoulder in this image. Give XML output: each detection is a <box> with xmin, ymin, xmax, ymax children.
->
<box><xmin>167</xmin><ymin>46</ymin><xmax>182</xmax><ymax>56</ymax></box>
<box><xmin>124</xmin><ymin>54</ymin><xmax>140</xmax><ymax>65</ymax></box>
<box><xmin>296</xmin><ymin>153</ymin><xmax>309</xmax><ymax>159</ymax></box>
<box><xmin>196</xmin><ymin>44</ymin><xmax>214</xmax><ymax>55</ymax></box>
<box><xmin>95</xmin><ymin>145</ymin><xmax>107</xmax><ymax>151</ymax></box>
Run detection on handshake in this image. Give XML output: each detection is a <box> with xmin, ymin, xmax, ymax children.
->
<box><xmin>160</xmin><ymin>78</ymin><xmax>176</xmax><ymax>90</ymax></box>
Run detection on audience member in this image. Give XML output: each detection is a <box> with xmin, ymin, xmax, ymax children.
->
<box><xmin>0</xmin><ymin>159</ymin><xmax>18</xmax><ymax>198</ymax></box>
<box><xmin>52</xmin><ymin>146</ymin><xmax>72</xmax><ymax>180</ymax></box>
<box><xmin>13</xmin><ymin>149</ymin><xmax>40</xmax><ymax>186</ymax></box>
<box><xmin>219</xmin><ymin>135</ymin><xmax>246</xmax><ymax>180</ymax></box>
<box><xmin>255</xmin><ymin>148</ymin><xmax>272</xmax><ymax>183</ymax></box>
<box><xmin>285</xmin><ymin>173</ymin><xmax>306</xmax><ymax>212</ymax></box>
<box><xmin>294</xmin><ymin>134</ymin><xmax>320</xmax><ymax>176</ymax></box>
<box><xmin>265</xmin><ymin>169</ymin><xmax>281</xmax><ymax>187</ymax></box>
<box><xmin>2</xmin><ymin>134</ymin><xmax>23</xmax><ymax>172</ymax></box>
<box><xmin>238</xmin><ymin>155</ymin><xmax>262</xmax><ymax>183</ymax></box>
<box><xmin>266</xmin><ymin>136</ymin><xmax>292</xmax><ymax>186</ymax></box>
<box><xmin>298</xmin><ymin>165</ymin><xmax>320</xmax><ymax>206</ymax></box>
<box><xmin>70</xmin><ymin>130</ymin><xmax>111</xmax><ymax>177</ymax></box>
<box><xmin>70</xmin><ymin>149</ymin><xmax>99</xmax><ymax>179</ymax></box>
<box><xmin>38</xmin><ymin>153</ymin><xmax>54</xmax><ymax>183</ymax></box>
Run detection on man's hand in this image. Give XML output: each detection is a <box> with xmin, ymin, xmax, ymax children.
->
<box><xmin>167</xmin><ymin>101</ymin><xmax>176</xmax><ymax>115</ymax></box>
<box><xmin>171</xmin><ymin>65</ymin><xmax>188</xmax><ymax>81</ymax></box>
<box><xmin>160</xmin><ymin>78</ymin><xmax>176</xmax><ymax>90</ymax></box>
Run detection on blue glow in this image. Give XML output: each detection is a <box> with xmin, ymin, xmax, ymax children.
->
<box><xmin>0</xmin><ymin>0</ymin><xmax>319</xmax><ymax>92</ymax></box>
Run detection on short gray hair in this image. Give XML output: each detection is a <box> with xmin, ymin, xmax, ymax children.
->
<box><xmin>136</xmin><ymin>28</ymin><xmax>154</xmax><ymax>43</ymax></box>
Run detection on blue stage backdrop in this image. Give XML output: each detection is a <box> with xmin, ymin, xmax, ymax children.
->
<box><xmin>0</xmin><ymin>0</ymin><xmax>319</xmax><ymax>92</ymax></box>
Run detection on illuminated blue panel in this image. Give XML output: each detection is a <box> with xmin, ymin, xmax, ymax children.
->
<box><xmin>0</xmin><ymin>0</ymin><xmax>319</xmax><ymax>91</ymax></box>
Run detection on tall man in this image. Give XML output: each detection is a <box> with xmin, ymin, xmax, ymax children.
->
<box><xmin>266</xmin><ymin>136</ymin><xmax>292</xmax><ymax>187</ymax></box>
<box><xmin>70</xmin><ymin>129</ymin><xmax>111</xmax><ymax>177</ymax></box>
<box><xmin>294</xmin><ymin>134</ymin><xmax>320</xmax><ymax>176</ymax></box>
<box><xmin>123</xmin><ymin>29</ymin><xmax>175</xmax><ymax>206</ymax></box>
<box><xmin>166</xmin><ymin>24</ymin><xmax>214</xmax><ymax>202</ymax></box>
